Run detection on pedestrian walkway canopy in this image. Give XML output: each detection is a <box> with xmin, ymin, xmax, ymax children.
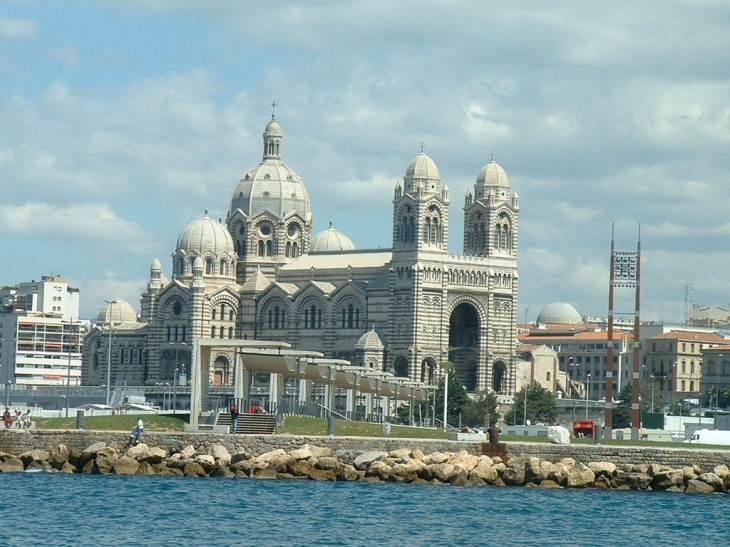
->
<box><xmin>189</xmin><ymin>338</ymin><xmax>430</xmax><ymax>429</ymax></box>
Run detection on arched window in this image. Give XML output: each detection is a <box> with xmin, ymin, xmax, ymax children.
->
<box><xmin>178</xmin><ymin>257</ymin><xmax>185</xmax><ymax>275</ymax></box>
<box><xmin>220</xmin><ymin>260</ymin><xmax>227</xmax><ymax>276</ymax></box>
<box><xmin>266</xmin><ymin>241</ymin><xmax>273</xmax><ymax>256</ymax></box>
<box><xmin>212</xmin><ymin>308</ymin><xmax>217</xmax><ymax>320</ymax></box>
<box><xmin>258</xmin><ymin>241</ymin><xmax>265</xmax><ymax>256</ymax></box>
<box><xmin>292</xmin><ymin>243</ymin><xmax>299</xmax><ymax>257</ymax></box>
<box><xmin>341</xmin><ymin>304</ymin><xmax>360</xmax><ymax>329</ymax></box>
<box><xmin>304</xmin><ymin>304</ymin><xmax>321</xmax><ymax>329</ymax></box>
<box><xmin>166</xmin><ymin>325</ymin><xmax>171</xmax><ymax>341</ymax></box>
<box><xmin>229</xmin><ymin>309</ymin><xmax>234</xmax><ymax>321</ymax></box>
<box><xmin>228</xmin><ymin>327</ymin><xmax>233</xmax><ymax>338</ymax></box>
<box><xmin>268</xmin><ymin>305</ymin><xmax>285</xmax><ymax>329</ymax></box>
<box><xmin>211</xmin><ymin>326</ymin><xmax>216</xmax><ymax>338</ymax></box>
<box><xmin>206</xmin><ymin>258</ymin><xmax>214</xmax><ymax>275</ymax></box>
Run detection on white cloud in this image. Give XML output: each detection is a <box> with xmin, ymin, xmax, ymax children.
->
<box><xmin>0</xmin><ymin>202</ymin><xmax>156</xmax><ymax>255</ymax></box>
<box><xmin>0</xmin><ymin>15</ymin><xmax>37</xmax><ymax>39</ymax></box>
<box><xmin>54</xmin><ymin>45</ymin><xmax>80</xmax><ymax>68</ymax></box>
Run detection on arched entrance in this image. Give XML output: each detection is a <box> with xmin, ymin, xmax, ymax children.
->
<box><xmin>392</xmin><ymin>356</ymin><xmax>409</xmax><ymax>377</ymax></box>
<box><xmin>420</xmin><ymin>358</ymin><xmax>436</xmax><ymax>384</ymax></box>
<box><xmin>448</xmin><ymin>302</ymin><xmax>480</xmax><ymax>390</ymax></box>
<box><xmin>492</xmin><ymin>361</ymin><xmax>507</xmax><ymax>393</ymax></box>
<box><xmin>212</xmin><ymin>355</ymin><xmax>231</xmax><ymax>387</ymax></box>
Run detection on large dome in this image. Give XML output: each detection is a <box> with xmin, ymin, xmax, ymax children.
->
<box><xmin>96</xmin><ymin>298</ymin><xmax>138</xmax><ymax>326</ymax></box>
<box><xmin>229</xmin><ymin>115</ymin><xmax>311</xmax><ymax>221</ymax></box>
<box><xmin>405</xmin><ymin>149</ymin><xmax>440</xmax><ymax>180</ymax></box>
<box><xmin>176</xmin><ymin>213</ymin><xmax>235</xmax><ymax>255</ymax></box>
<box><xmin>476</xmin><ymin>157</ymin><xmax>509</xmax><ymax>188</ymax></box>
<box><xmin>536</xmin><ymin>302</ymin><xmax>583</xmax><ymax>324</ymax></box>
<box><xmin>310</xmin><ymin>222</ymin><xmax>356</xmax><ymax>252</ymax></box>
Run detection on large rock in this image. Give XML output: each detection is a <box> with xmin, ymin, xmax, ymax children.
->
<box><xmin>652</xmin><ymin>469</ymin><xmax>685</xmax><ymax>490</ymax></box>
<box><xmin>80</xmin><ymin>442</ymin><xmax>107</xmax><ymax>467</ymax></box>
<box><xmin>335</xmin><ymin>463</ymin><xmax>360</xmax><ymax>481</ymax></box>
<box><xmin>525</xmin><ymin>457</ymin><xmax>554</xmax><ymax>484</ymax></box>
<box><xmin>588</xmin><ymin>462</ymin><xmax>616</xmax><ymax>478</ymax></box>
<box><xmin>51</xmin><ymin>445</ymin><xmax>70</xmax><ymax>467</ymax></box>
<box><xmin>469</xmin><ymin>459</ymin><xmax>499</xmax><ymax>484</ymax></box>
<box><xmin>422</xmin><ymin>452</ymin><xmax>450</xmax><ymax>465</ymax></box>
<box><xmin>256</xmin><ymin>449</ymin><xmax>287</xmax><ymax>465</ymax></box>
<box><xmin>614</xmin><ymin>471</ymin><xmax>652</xmax><ymax>490</ymax></box>
<box><xmin>179</xmin><ymin>445</ymin><xmax>196</xmax><ymax>459</ymax></box>
<box><xmin>230</xmin><ymin>451</ymin><xmax>253</xmax><ymax>465</ymax></box>
<box><xmin>210</xmin><ymin>444</ymin><xmax>231</xmax><ymax>465</ymax></box>
<box><xmin>353</xmin><ymin>451</ymin><xmax>388</xmax><ymax>470</ymax></box>
<box><xmin>389</xmin><ymin>448</ymin><xmax>412</xmax><ymax>461</ymax></box>
<box><xmin>685</xmin><ymin>479</ymin><xmax>715</xmax><ymax>494</ymax></box>
<box><xmin>697</xmin><ymin>472</ymin><xmax>724</xmax><ymax>492</ymax></box>
<box><xmin>712</xmin><ymin>464</ymin><xmax>729</xmax><ymax>480</ymax></box>
<box><xmin>447</xmin><ymin>451</ymin><xmax>479</xmax><ymax>471</ymax></box>
<box><xmin>114</xmin><ymin>456</ymin><xmax>140</xmax><ymax>475</ymax></box>
<box><xmin>315</xmin><ymin>457</ymin><xmax>338</xmax><ymax>470</ymax></box>
<box><xmin>366</xmin><ymin>460</ymin><xmax>392</xmax><ymax>481</ymax></box>
<box><xmin>95</xmin><ymin>447</ymin><xmax>119</xmax><ymax>475</ymax></box>
<box><xmin>547</xmin><ymin>426</ymin><xmax>571</xmax><ymax>445</ymax></box>
<box><xmin>431</xmin><ymin>463</ymin><xmax>456</xmax><ymax>483</ymax></box>
<box><xmin>0</xmin><ymin>458</ymin><xmax>25</xmax><ymax>473</ymax></box>
<box><xmin>566</xmin><ymin>463</ymin><xmax>595</xmax><ymax>488</ymax></box>
<box><xmin>18</xmin><ymin>449</ymin><xmax>51</xmax><ymax>466</ymax></box>
<box><xmin>183</xmin><ymin>461</ymin><xmax>206</xmax><ymax>476</ymax></box>
<box><xmin>195</xmin><ymin>455</ymin><xmax>216</xmax><ymax>472</ymax></box>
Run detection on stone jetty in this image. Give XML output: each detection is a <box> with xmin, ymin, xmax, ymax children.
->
<box><xmin>1</xmin><ymin>440</ymin><xmax>729</xmax><ymax>494</ymax></box>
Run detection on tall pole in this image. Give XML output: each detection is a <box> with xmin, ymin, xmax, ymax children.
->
<box><xmin>523</xmin><ymin>385</ymin><xmax>528</xmax><ymax>425</ymax></box>
<box><xmin>443</xmin><ymin>369</ymin><xmax>449</xmax><ymax>431</ymax></box>
<box><xmin>716</xmin><ymin>354</ymin><xmax>722</xmax><ymax>430</ymax></box>
<box><xmin>631</xmin><ymin>228</ymin><xmax>642</xmax><ymax>440</ymax></box>
<box><xmin>173</xmin><ymin>367</ymin><xmax>178</xmax><ymax>414</ymax></box>
<box><xmin>605</xmin><ymin>225</ymin><xmax>616</xmax><ymax>437</ymax></box>
<box><xmin>104</xmin><ymin>299</ymin><xmax>118</xmax><ymax>407</ymax></box>
<box><xmin>585</xmin><ymin>373</ymin><xmax>591</xmax><ymax>420</ymax></box>
<box><xmin>65</xmin><ymin>321</ymin><xmax>73</xmax><ymax>418</ymax></box>
<box><xmin>650</xmin><ymin>375</ymin><xmax>655</xmax><ymax>412</ymax></box>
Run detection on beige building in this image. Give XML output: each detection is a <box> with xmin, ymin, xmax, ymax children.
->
<box><xmin>82</xmin><ymin>113</ymin><xmax>521</xmax><ymax>401</ymax></box>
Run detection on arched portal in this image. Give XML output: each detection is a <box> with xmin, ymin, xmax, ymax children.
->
<box><xmin>448</xmin><ymin>302</ymin><xmax>480</xmax><ymax>390</ymax></box>
<box><xmin>492</xmin><ymin>361</ymin><xmax>507</xmax><ymax>393</ymax></box>
<box><xmin>393</xmin><ymin>356</ymin><xmax>409</xmax><ymax>377</ymax></box>
<box><xmin>212</xmin><ymin>355</ymin><xmax>231</xmax><ymax>387</ymax></box>
<box><xmin>420</xmin><ymin>358</ymin><xmax>436</xmax><ymax>384</ymax></box>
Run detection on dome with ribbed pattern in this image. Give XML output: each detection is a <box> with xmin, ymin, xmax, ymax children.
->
<box><xmin>176</xmin><ymin>213</ymin><xmax>234</xmax><ymax>255</ymax></box>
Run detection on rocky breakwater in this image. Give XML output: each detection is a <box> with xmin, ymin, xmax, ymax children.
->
<box><xmin>1</xmin><ymin>441</ymin><xmax>729</xmax><ymax>494</ymax></box>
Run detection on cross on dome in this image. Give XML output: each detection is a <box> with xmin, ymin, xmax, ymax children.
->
<box><xmin>271</xmin><ymin>100</ymin><xmax>277</xmax><ymax>119</ymax></box>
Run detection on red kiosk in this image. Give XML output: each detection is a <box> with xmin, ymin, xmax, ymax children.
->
<box><xmin>573</xmin><ymin>420</ymin><xmax>595</xmax><ymax>438</ymax></box>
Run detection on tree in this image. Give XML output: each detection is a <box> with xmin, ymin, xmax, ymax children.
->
<box><xmin>434</xmin><ymin>373</ymin><xmax>470</xmax><ymax>427</ymax></box>
<box><xmin>504</xmin><ymin>384</ymin><xmax>558</xmax><ymax>425</ymax></box>
<box><xmin>460</xmin><ymin>390</ymin><xmax>501</xmax><ymax>428</ymax></box>
<box><xmin>613</xmin><ymin>382</ymin><xmax>661</xmax><ymax>428</ymax></box>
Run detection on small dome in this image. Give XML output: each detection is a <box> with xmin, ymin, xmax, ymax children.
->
<box><xmin>405</xmin><ymin>149</ymin><xmax>440</xmax><ymax>180</ymax></box>
<box><xmin>176</xmin><ymin>213</ymin><xmax>235</xmax><ymax>255</ymax></box>
<box><xmin>310</xmin><ymin>222</ymin><xmax>356</xmax><ymax>252</ymax></box>
<box><xmin>264</xmin><ymin>118</ymin><xmax>282</xmax><ymax>137</ymax></box>
<box><xmin>356</xmin><ymin>327</ymin><xmax>383</xmax><ymax>351</ymax></box>
<box><xmin>536</xmin><ymin>302</ymin><xmax>583</xmax><ymax>324</ymax></box>
<box><xmin>476</xmin><ymin>158</ymin><xmax>509</xmax><ymax>188</ymax></box>
<box><xmin>151</xmin><ymin>257</ymin><xmax>162</xmax><ymax>270</ymax></box>
<box><xmin>96</xmin><ymin>299</ymin><xmax>138</xmax><ymax>326</ymax></box>
<box><xmin>193</xmin><ymin>256</ymin><xmax>204</xmax><ymax>269</ymax></box>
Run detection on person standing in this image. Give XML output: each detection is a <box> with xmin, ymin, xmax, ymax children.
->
<box><xmin>2</xmin><ymin>408</ymin><xmax>11</xmax><ymax>429</ymax></box>
<box><xmin>229</xmin><ymin>403</ymin><xmax>239</xmax><ymax>434</ymax></box>
<box><xmin>133</xmin><ymin>417</ymin><xmax>144</xmax><ymax>444</ymax></box>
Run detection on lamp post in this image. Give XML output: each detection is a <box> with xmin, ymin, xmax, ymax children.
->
<box><xmin>650</xmin><ymin>375</ymin><xmax>655</xmax><ymax>413</ymax></box>
<box><xmin>104</xmin><ymin>299</ymin><xmax>119</xmax><ymax>406</ymax></box>
<box><xmin>173</xmin><ymin>367</ymin><xmax>178</xmax><ymax>415</ymax></box>
<box><xmin>61</xmin><ymin>319</ymin><xmax>81</xmax><ymax>418</ymax></box>
<box><xmin>716</xmin><ymin>354</ymin><xmax>722</xmax><ymax>429</ymax></box>
<box><xmin>440</xmin><ymin>361</ymin><xmax>454</xmax><ymax>431</ymax></box>
<box><xmin>585</xmin><ymin>373</ymin><xmax>591</xmax><ymax>420</ymax></box>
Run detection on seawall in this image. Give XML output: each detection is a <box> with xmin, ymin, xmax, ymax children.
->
<box><xmin>1</xmin><ymin>430</ymin><xmax>729</xmax><ymax>472</ymax></box>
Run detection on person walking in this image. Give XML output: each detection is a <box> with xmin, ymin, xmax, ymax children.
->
<box><xmin>230</xmin><ymin>403</ymin><xmax>239</xmax><ymax>434</ymax></box>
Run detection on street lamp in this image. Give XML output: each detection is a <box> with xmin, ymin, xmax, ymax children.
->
<box><xmin>104</xmin><ymin>299</ymin><xmax>119</xmax><ymax>406</ymax></box>
<box><xmin>440</xmin><ymin>361</ymin><xmax>454</xmax><ymax>431</ymax></box>
<box><xmin>716</xmin><ymin>354</ymin><xmax>722</xmax><ymax>429</ymax></box>
<box><xmin>61</xmin><ymin>319</ymin><xmax>82</xmax><ymax>418</ymax></box>
<box><xmin>650</xmin><ymin>374</ymin><xmax>655</xmax><ymax>412</ymax></box>
<box><xmin>585</xmin><ymin>373</ymin><xmax>591</xmax><ymax>420</ymax></box>
<box><xmin>173</xmin><ymin>367</ymin><xmax>178</xmax><ymax>415</ymax></box>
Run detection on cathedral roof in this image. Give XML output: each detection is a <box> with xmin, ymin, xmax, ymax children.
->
<box><xmin>476</xmin><ymin>155</ymin><xmax>509</xmax><ymax>188</ymax></box>
<box><xmin>356</xmin><ymin>326</ymin><xmax>383</xmax><ymax>351</ymax></box>
<box><xmin>310</xmin><ymin>222</ymin><xmax>356</xmax><ymax>252</ymax></box>
<box><xmin>240</xmin><ymin>266</ymin><xmax>274</xmax><ymax>292</ymax></box>
<box><xmin>229</xmin><ymin>115</ymin><xmax>311</xmax><ymax>222</ymax></box>
<box><xmin>176</xmin><ymin>212</ymin><xmax>235</xmax><ymax>256</ymax></box>
<box><xmin>96</xmin><ymin>299</ymin><xmax>138</xmax><ymax>326</ymax></box>
<box><xmin>405</xmin><ymin>147</ymin><xmax>440</xmax><ymax>180</ymax></box>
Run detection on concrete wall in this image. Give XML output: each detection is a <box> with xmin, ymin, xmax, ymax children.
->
<box><xmin>1</xmin><ymin>430</ymin><xmax>729</xmax><ymax>473</ymax></box>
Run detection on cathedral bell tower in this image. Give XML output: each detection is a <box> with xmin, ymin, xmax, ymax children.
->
<box><xmin>389</xmin><ymin>145</ymin><xmax>450</xmax><ymax>380</ymax></box>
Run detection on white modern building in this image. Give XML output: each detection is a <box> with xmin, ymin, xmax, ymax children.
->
<box><xmin>0</xmin><ymin>276</ymin><xmax>88</xmax><ymax>387</ymax></box>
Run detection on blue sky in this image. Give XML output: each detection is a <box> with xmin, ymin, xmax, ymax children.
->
<box><xmin>2</xmin><ymin>1</ymin><xmax>730</xmax><ymax>323</ymax></box>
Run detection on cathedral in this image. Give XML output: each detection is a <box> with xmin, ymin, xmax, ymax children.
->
<box><xmin>82</xmin><ymin>111</ymin><xmax>520</xmax><ymax>398</ymax></box>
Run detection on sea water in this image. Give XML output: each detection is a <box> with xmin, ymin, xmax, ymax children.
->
<box><xmin>1</xmin><ymin>473</ymin><xmax>728</xmax><ymax>546</ymax></box>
